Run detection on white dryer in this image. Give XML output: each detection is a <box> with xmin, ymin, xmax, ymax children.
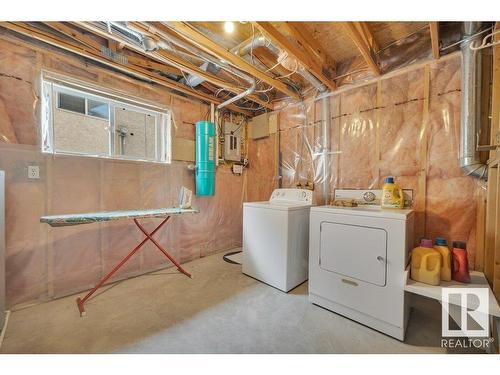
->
<box><xmin>309</xmin><ymin>193</ymin><xmax>414</xmax><ymax>341</ymax></box>
<box><xmin>243</xmin><ymin>188</ymin><xmax>313</xmax><ymax>292</ymax></box>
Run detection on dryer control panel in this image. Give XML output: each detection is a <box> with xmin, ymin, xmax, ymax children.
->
<box><xmin>270</xmin><ymin>188</ymin><xmax>313</xmax><ymax>204</ymax></box>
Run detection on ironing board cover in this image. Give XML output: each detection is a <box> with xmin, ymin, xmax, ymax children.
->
<box><xmin>40</xmin><ymin>207</ymin><xmax>199</xmax><ymax>227</ymax></box>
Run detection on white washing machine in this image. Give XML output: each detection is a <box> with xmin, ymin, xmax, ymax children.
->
<box><xmin>243</xmin><ymin>188</ymin><xmax>313</xmax><ymax>292</ymax></box>
<box><xmin>309</xmin><ymin>190</ymin><xmax>414</xmax><ymax>341</ymax></box>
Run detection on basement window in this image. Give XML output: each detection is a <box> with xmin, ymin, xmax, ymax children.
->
<box><xmin>41</xmin><ymin>73</ymin><xmax>171</xmax><ymax>164</ymax></box>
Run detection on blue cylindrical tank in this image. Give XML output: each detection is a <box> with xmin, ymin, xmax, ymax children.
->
<box><xmin>195</xmin><ymin>121</ymin><xmax>216</xmax><ymax>196</ymax></box>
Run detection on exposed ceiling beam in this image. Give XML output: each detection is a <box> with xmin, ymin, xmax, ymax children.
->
<box><xmin>44</xmin><ymin>22</ymin><xmax>103</xmax><ymax>51</ymax></box>
<box><xmin>161</xmin><ymin>22</ymin><xmax>301</xmax><ymax>100</ymax></box>
<box><xmin>252</xmin><ymin>22</ymin><xmax>336</xmax><ymax>92</ymax></box>
<box><xmin>73</xmin><ymin>22</ymin><xmax>273</xmax><ymax>111</ymax></box>
<box><xmin>429</xmin><ymin>22</ymin><xmax>440</xmax><ymax>59</ymax></box>
<box><xmin>342</xmin><ymin>22</ymin><xmax>381</xmax><ymax>75</ymax></box>
<box><xmin>1</xmin><ymin>22</ymin><xmax>252</xmax><ymax>116</ymax></box>
<box><xmin>356</xmin><ymin>22</ymin><xmax>379</xmax><ymax>52</ymax></box>
<box><xmin>122</xmin><ymin>51</ymin><xmax>183</xmax><ymax>76</ymax></box>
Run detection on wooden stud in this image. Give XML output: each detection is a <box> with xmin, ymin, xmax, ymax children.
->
<box><xmin>475</xmin><ymin>44</ymin><xmax>493</xmax><ymax>271</ymax></box>
<box><xmin>485</xmin><ymin>23</ymin><xmax>500</xmax><ymax>296</ymax></box>
<box><xmin>162</xmin><ymin>22</ymin><xmax>300</xmax><ymax>100</ymax></box>
<box><xmin>252</xmin><ymin>22</ymin><xmax>336</xmax><ymax>92</ymax></box>
<box><xmin>419</xmin><ymin>65</ymin><xmax>431</xmax><ymax>237</ymax></box>
<box><xmin>375</xmin><ymin>80</ymin><xmax>382</xmax><ymax>187</ymax></box>
<box><xmin>429</xmin><ymin>22</ymin><xmax>440</xmax><ymax>59</ymax></box>
<box><xmin>342</xmin><ymin>22</ymin><xmax>381</xmax><ymax>75</ymax></box>
<box><xmin>494</xmin><ymin>169</ymin><xmax>500</xmax><ymax>299</ymax></box>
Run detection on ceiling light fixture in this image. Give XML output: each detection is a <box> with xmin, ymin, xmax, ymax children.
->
<box><xmin>224</xmin><ymin>21</ymin><xmax>235</xmax><ymax>34</ymax></box>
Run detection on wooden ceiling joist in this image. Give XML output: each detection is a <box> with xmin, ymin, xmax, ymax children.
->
<box><xmin>1</xmin><ymin>22</ymin><xmax>252</xmax><ymax>116</ymax></box>
<box><xmin>162</xmin><ymin>22</ymin><xmax>301</xmax><ymax>100</ymax></box>
<box><xmin>429</xmin><ymin>22</ymin><xmax>440</xmax><ymax>59</ymax></box>
<box><xmin>252</xmin><ymin>21</ymin><xmax>336</xmax><ymax>92</ymax></box>
<box><xmin>342</xmin><ymin>22</ymin><xmax>381</xmax><ymax>75</ymax></box>
<box><xmin>283</xmin><ymin>22</ymin><xmax>334</xmax><ymax>67</ymax></box>
<box><xmin>44</xmin><ymin>22</ymin><xmax>103</xmax><ymax>51</ymax></box>
<box><xmin>72</xmin><ymin>22</ymin><xmax>273</xmax><ymax>111</ymax></box>
<box><xmin>123</xmin><ymin>51</ymin><xmax>183</xmax><ymax>76</ymax></box>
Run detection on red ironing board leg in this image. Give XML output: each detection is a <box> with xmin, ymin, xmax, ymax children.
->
<box><xmin>76</xmin><ymin>216</ymin><xmax>190</xmax><ymax>316</ymax></box>
<box><xmin>134</xmin><ymin>219</ymin><xmax>192</xmax><ymax>279</ymax></box>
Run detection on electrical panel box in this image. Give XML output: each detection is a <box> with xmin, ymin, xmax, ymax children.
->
<box><xmin>249</xmin><ymin>112</ymin><xmax>278</xmax><ymax>139</ymax></box>
<box><xmin>223</xmin><ymin>121</ymin><xmax>241</xmax><ymax>162</ymax></box>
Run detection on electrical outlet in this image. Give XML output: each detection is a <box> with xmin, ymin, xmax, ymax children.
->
<box><xmin>28</xmin><ymin>165</ymin><xmax>40</xmax><ymax>179</ymax></box>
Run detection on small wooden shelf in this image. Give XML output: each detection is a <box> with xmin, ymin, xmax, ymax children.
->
<box><xmin>404</xmin><ymin>270</ymin><xmax>500</xmax><ymax>318</ymax></box>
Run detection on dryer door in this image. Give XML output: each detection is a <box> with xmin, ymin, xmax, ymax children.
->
<box><xmin>319</xmin><ymin>222</ymin><xmax>387</xmax><ymax>286</ymax></box>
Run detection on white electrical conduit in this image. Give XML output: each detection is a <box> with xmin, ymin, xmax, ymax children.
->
<box><xmin>218</xmin><ymin>81</ymin><xmax>256</xmax><ymax>109</ymax></box>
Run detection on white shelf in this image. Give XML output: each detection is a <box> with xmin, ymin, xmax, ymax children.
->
<box><xmin>404</xmin><ymin>269</ymin><xmax>500</xmax><ymax>318</ymax></box>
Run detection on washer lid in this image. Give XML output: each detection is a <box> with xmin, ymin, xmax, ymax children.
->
<box><xmin>311</xmin><ymin>205</ymin><xmax>413</xmax><ymax>220</ymax></box>
<box><xmin>243</xmin><ymin>201</ymin><xmax>312</xmax><ymax>211</ymax></box>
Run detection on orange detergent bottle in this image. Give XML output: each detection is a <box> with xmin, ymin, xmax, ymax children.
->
<box><xmin>434</xmin><ymin>237</ymin><xmax>452</xmax><ymax>282</ymax></box>
<box><xmin>452</xmin><ymin>241</ymin><xmax>471</xmax><ymax>283</ymax></box>
<box><xmin>410</xmin><ymin>239</ymin><xmax>442</xmax><ymax>286</ymax></box>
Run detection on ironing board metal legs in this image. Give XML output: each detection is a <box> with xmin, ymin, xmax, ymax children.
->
<box><xmin>76</xmin><ymin>216</ymin><xmax>192</xmax><ymax>316</ymax></box>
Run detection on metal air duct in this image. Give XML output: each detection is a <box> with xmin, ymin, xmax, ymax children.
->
<box><xmin>460</xmin><ymin>21</ymin><xmax>488</xmax><ymax>180</ymax></box>
<box><xmin>233</xmin><ymin>35</ymin><xmax>327</xmax><ymax>93</ymax></box>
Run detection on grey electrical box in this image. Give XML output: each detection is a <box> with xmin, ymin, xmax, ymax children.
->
<box><xmin>172</xmin><ymin>138</ymin><xmax>195</xmax><ymax>162</ymax></box>
<box><xmin>223</xmin><ymin>121</ymin><xmax>242</xmax><ymax>162</ymax></box>
<box><xmin>249</xmin><ymin>112</ymin><xmax>278</xmax><ymax>139</ymax></box>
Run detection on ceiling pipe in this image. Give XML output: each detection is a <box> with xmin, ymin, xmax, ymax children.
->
<box><xmin>460</xmin><ymin>21</ymin><xmax>488</xmax><ymax>180</ymax></box>
<box><xmin>218</xmin><ymin>81</ymin><xmax>256</xmax><ymax>110</ymax></box>
<box><xmin>232</xmin><ymin>35</ymin><xmax>327</xmax><ymax>93</ymax></box>
<box><xmin>128</xmin><ymin>22</ymin><xmax>259</xmax><ymax>110</ymax></box>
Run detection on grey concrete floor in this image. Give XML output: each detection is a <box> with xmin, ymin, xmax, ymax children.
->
<box><xmin>0</xmin><ymin>250</ymin><xmax>481</xmax><ymax>354</ymax></box>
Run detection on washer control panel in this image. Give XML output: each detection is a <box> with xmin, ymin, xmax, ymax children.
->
<box><xmin>270</xmin><ymin>188</ymin><xmax>313</xmax><ymax>204</ymax></box>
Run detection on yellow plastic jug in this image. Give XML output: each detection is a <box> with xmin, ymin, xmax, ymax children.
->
<box><xmin>434</xmin><ymin>237</ymin><xmax>452</xmax><ymax>282</ymax></box>
<box><xmin>381</xmin><ymin>176</ymin><xmax>404</xmax><ymax>209</ymax></box>
<box><xmin>410</xmin><ymin>239</ymin><xmax>442</xmax><ymax>286</ymax></box>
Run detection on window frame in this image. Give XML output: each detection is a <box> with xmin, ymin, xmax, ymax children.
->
<box><xmin>41</xmin><ymin>72</ymin><xmax>171</xmax><ymax>164</ymax></box>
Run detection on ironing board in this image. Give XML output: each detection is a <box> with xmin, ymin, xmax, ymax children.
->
<box><xmin>40</xmin><ymin>207</ymin><xmax>199</xmax><ymax>316</ymax></box>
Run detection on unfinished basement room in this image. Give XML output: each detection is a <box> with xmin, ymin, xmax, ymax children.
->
<box><xmin>0</xmin><ymin>1</ymin><xmax>500</xmax><ymax>372</ymax></box>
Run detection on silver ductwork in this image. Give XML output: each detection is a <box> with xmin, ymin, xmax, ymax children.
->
<box><xmin>460</xmin><ymin>22</ymin><xmax>488</xmax><ymax>179</ymax></box>
<box><xmin>233</xmin><ymin>35</ymin><xmax>327</xmax><ymax>92</ymax></box>
<box><xmin>132</xmin><ymin>22</ymin><xmax>258</xmax><ymax>109</ymax></box>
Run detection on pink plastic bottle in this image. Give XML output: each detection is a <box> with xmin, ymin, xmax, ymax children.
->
<box><xmin>451</xmin><ymin>241</ymin><xmax>471</xmax><ymax>283</ymax></box>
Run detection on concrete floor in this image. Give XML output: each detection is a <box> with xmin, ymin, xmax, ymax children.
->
<box><xmin>0</xmin><ymin>250</ymin><xmax>481</xmax><ymax>354</ymax></box>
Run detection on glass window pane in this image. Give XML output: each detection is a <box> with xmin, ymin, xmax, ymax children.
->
<box><xmin>53</xmin><ymin>106</ymin><xmax>111</xmax><ymax>156</ymax></box>
<box><xmin>58</xmin><ymin>92</ymin><xmax>85</xmax><ymax>114</ymax></box>
<box><xmin>114</xmin><ymin>107</ymin><xmax>157</xmax><ymax>160</ymax></box>
<box><xmin>88</xmin><ymin>99</ymin><xmax>109</xmax><ymax>119</ymax></box>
